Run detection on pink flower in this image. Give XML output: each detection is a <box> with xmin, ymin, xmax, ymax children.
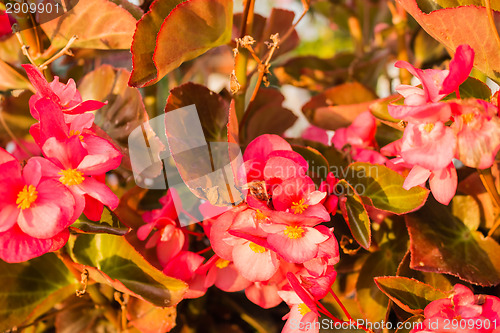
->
<box><xmin>33</xmin><ymin>136</ymin><xmax>121</xmax><ymax>219</ymax></box>
<box><xmin>331</xmin><ymin>111</ymin><xmax>387</xmax><ymax>164</ymax></box>
<box><xmin>411</xmin><ymin>284</ymin><xmax>500</xmax><ymax>333</ymax></box>
<box><xmin>301</xmin><ymin>125</ymin><xmax>330</xmax><ymax>146</ymax></box>
<box><xmin>23</xmin><ymin>65</ymin><xmax>106</xmax><ymax>120</ymax></box>
<box><xmin>272</xmin><ymin>176</ymin><xmax>329</xmax><ymax>221</ymax></box>
<box><xmin>389</xmin><ymin>44</ymin><xmax>474</xmax><ymax>122</ymax></box>
<box><xmin>451</xmin><ymin>100</ymin><xmax>500</xmax><ymax>169</ymax></box>
<box><xmin>278</xmin><ymin>290</ymin><xmax>319</xmax><ymax>333</ymax></box>
<box><xmin>400</xmin><ymin>122</ymin><xmax>456</xmax><ymax>171</ymax></box>
<box><xmin>0</xmin><ymin>151</ymin><xmax>76</xmax><ymax>262</ymax></box>
<box><xmin>403</xmin><ymin>163</ymin><xmax>457</xmax><ymax>205</ymax></box>
<box><xmin>163</xmin><ymin>251</ymin><xmax>206</xmax><ymax>299</ymax></box>
<box><xmin>261</xmin><ymin>218</ymin><xmax>329</xmax><ymax>264</ymax></box>
<box><xmin>202</xmin><ymin>255</ymin><xmax>251</xmax><ymax>292</ymax></box>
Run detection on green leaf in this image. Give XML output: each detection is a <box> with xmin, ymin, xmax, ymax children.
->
<box><xmin>129</xmin><ymin>0</ymin><xmax>233</xmax><ymax>87</ymax></box>
<box><xmin>451</xmin><ymin>195</ymin><xmax>480</xmax><ymax>231</ymax></box>
<box><xmin>431</xmin><ymin>0</ymin><xmax>500</xmax><ymax>12</ymax></box>
<box><xmin>459</xmin><ymin>77</ymin><xmax>492</xmax><ymax>101</ymax></box>
<box><xmin>292</xmin><ymin>145</ymin><xmax>329</xmax><ymax>186</ymax></box>
<box><xmin>344</xmin><ymin>162</ymin><xmax>429</xmax><ymax>214</ymax></box>
<box><xmin>338</xmin><ymin>180</ymin><xmax>371</xmax><ymax>249</ymax></box>
<box><xmin>71</xmin><ymin>206</ymin><xmax>130</xmax><ymax>236</ymax></box>
<box><xmin>69</xmin><ymin>233</ymin><xmax>188</xmax><ymax>307</ymax></box>
<box><xmin>369</xmin><ymin>95</ymin><xmax>402</xmax><ymax>123</ymax></box>
<box><xmin>0</xmin><ymin>60</ymin><xmax>33</xmax><ymax>91</ymax></box>
<box><xmin>397</xmin><ymin>251</ymin><xmax>455</xmax><ymax>294</ymax></box>
<box><xmin>356</xmin><ymin>243</ymin><xmax>406</xmax><ymax>322</ymax></box>
<box><xmin>375</xmin><ymin>276</ymin><xmax>447</xmax><ymax>314</ymax></box>
<box><xmin>39</xmin><ymin>0</ymin><xmax>137</xmax><ymax>49</ymax></box>
<box><xmin>0</xmin><ymin>253</ymin><xmax>78</xmax><ymax>331</ymax></box>
<box><xmin>405</xmin><ymin>198</ymin><xmax>500</xmax><ymax>286</ymax></box>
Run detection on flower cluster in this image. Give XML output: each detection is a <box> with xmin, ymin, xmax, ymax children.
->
<box><xmin>139</xmin><ymin>135</ymin><xmax>340</xmax><ymax>330</ymax></box>
<box><xmin>384</xmin><ymin>45</ymin><xmax>500</xmax><ymax>205</ymax></box>
<box><xmin>411</xmin><ymin>284</ymin><xmax>500</xmax><ymax>333</ymax></box>
<box><xmin>0</xmin><ymin>65</ymin><xmax>122</xmax><ymax>263</ymax></box>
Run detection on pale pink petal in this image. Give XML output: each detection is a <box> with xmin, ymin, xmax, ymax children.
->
<box><xmin>245</xmin><ymin>282</ymin><xmax>282</xmax><ymax>308</ymax></box>
<box><xmin>17</xmin><ymin>180</ymin><xmax>75</xmax><ymax>238</ymax></box>
<box><xmin>401</xmin><ymin>122</ymin><xmax>456</xmax><ymax>171</ymax></box>
<box><xmin>307</xmin><ymin>191</ymin><xmax>327</xmax><ymax>206</ymax></box>
<box><xmin>267</xmin><ymin>227</ymin><xmax>328</xmax><ymax>263</ymax></box>
<box><xmin>78</xmin><ymin>135</ymin><xmax>122</xmax><ymax>174</ymax></box>
<box><xmin>429</xmin><ymin>163</ymin><xmax>457</xmax><ymax>205</ymax></box>
<box><xmin>403</xmin><ymin>165</ymin><xmax>431</xmax><ymax>190</ymax></box>
<box><xmin>232</xmin><ymin>242</ymin><xmax>279</xmax><ymax>281</ymax></box>
<box><xmin>381</xmin><ymin>139</ymin><xmax>403</xmax><ymax>156</ymax></box>
<box><xmin>388</xmin><ymin>103</ymin><xmax>451</xmax><ymax>123</ymax></box>
<box><xmin>214</xmin><ymin>263</ymin><xmax>252</xmax><ymax>292</ymax></box>
<box><xmin>69</xmin><ymin>113</ymin><xmax>95</xmax><ymax>131</ymax></box>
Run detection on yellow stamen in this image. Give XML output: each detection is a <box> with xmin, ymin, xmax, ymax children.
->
<box><xmin>215</xmin><ymin>258</ymin><xmax>230</xmax><ymax>269</ymax></box>
<box><xmin>249</xmin><ymin>242</ymin><xmax>266</xmax><ymax>253</ymax></box>
<box><xmin>284</xmin><ymin>225</ymin><xmax>305</xmax><ymax>239</ymax></box>
<box><xmin>461</xmin><ymin>113</ymin><xmax>475</xmax><ymax>124</ymax></box>
<box><xmin>423</xmin><ymin>123</ymin><xmax>434</xmax><ymax>133</ymax></box>
<box><xmin>16</xmin><ymin>185</ymin><xmax>38</xmax><ymax>210</ymax></box>
<box><xmin>58</xmin><ymin>169</ymin><xmax>85</xmax><ymax>186</ymax></box>
<box><xmin>298</xmin><ymin>303</ymin><xmax>311</xmax><ymax>316</ymax></box>
<box><xmin>255</xmin><ymin>209</ymin><xmax>268</xmax><ymax>221</ymax></box>
<box><xmin>69</xmin><ymin>130</ymin><xmax>84</xmax><ymax>142</ymax></box>
<box><xmin>291</xmin><ymin>198</ymin><xmax>309</xmax><ymax>214</ymax></box>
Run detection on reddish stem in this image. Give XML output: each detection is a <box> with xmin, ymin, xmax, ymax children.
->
<box><xmin>196</xmin><ymin>246</ymin><xmax>212</xmax><ymax>255</ymax></box>
<box><xmin>456</xmin><ymin>88</ymin><xmax>461</xmax><ymax>99</ymax></box>
<box><xmin>329</xmin><ymin>287</ymin><xmax>373</xmax><ymax>333</ymax></box>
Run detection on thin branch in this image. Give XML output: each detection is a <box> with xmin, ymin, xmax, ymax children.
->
<box><xmin>13</xmin><ymin>27</ymin><xmax>37</xmax><ymax>66</ymax></box>
<box><xmin>39</xmin><ymin>35</ymin><xmax>78</xmax><ymax>70</ymax></box>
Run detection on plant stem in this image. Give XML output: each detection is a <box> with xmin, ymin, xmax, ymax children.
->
<box><xmin>329</xmin><ymin>287</ymin><xmax>354</xmax><ymax>321</ymax></box>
